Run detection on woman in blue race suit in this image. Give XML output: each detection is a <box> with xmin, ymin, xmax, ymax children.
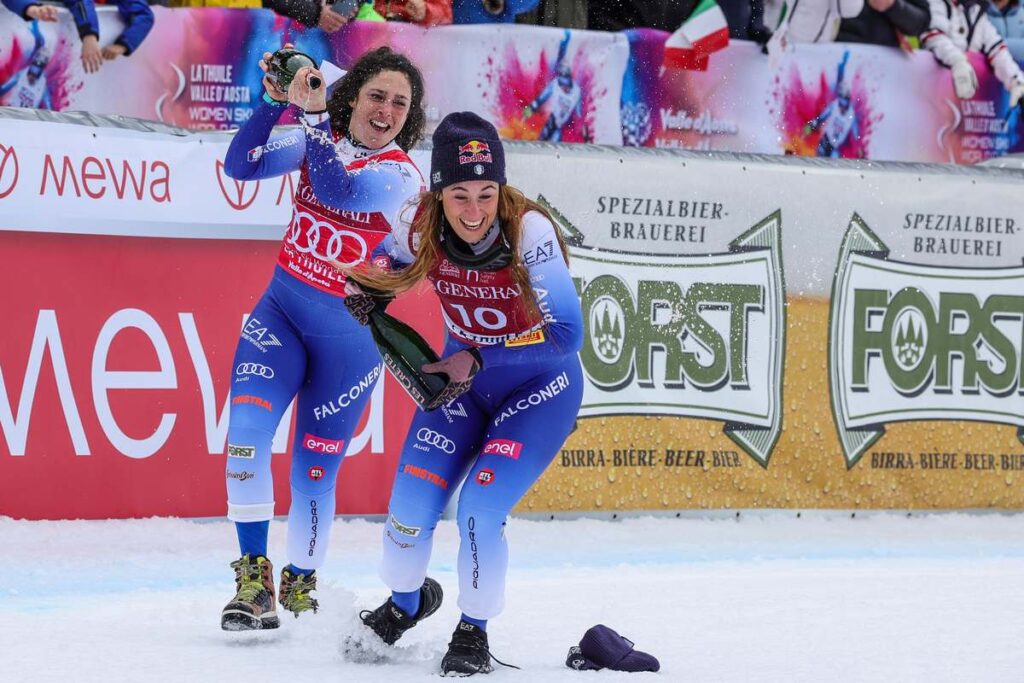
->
<box><xmin>218</xmin><ymin>46</ymin><xmax>426</xmax><ymax>631</ymax></box>
<box><xmin>342</xmin><ymin>112</ymin><xmax>584</xmax><ymax>675</ymax></box>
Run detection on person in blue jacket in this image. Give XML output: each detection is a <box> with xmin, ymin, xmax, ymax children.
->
<box><xmin>3</xmin><ymin>0</ymin><xmax>153</xmax><ymax>73</ymax></box>
<box><xmin>98</xmin><ymin>0</ymin><xmax>155</xmax><ymax>62</ymax></box>
<box><xmin>342</xmin><ymin>112</ymin><xmax>584</xmax><ymax>675</ymax></box>
<box><xmin>989</xmin><ymin>0</ymin><xmax>1024</xmax><ymax>63</ymax></box>
<box><xmin>453</xmin><ymin>0</ymin><xmax>538</xmax><ymax>23</ymax></box>
<box><xmin>217</xmin><ymin>45</ymin><xmax>427</xmax><ymax>632</ymax></box>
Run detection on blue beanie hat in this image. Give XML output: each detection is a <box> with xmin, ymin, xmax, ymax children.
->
<box><xmin>430</xmin><ymin>111</ymin><xmax>506</xmax><ymax>191</ymax></box>
<box><xmin>566</xmin><ymin>625</ymin><xmax>660</xmax><ymax>673</ymax></box>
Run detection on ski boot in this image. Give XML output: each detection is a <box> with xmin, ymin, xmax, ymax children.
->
<box><xmin>221</xmin><ymin>554</ymin><xmax>279</xmax><ymax>631</ymax></box>
<box><xmin>359</xmin><ymin>577</ymin><xmax>443</xmax><ymax>645</ymax></box>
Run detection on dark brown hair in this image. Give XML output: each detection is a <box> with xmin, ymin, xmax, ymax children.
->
<box><xmin>327</xmin><ymin>46</ymin><xmax>426</xmax><ymax>151</ymax></box>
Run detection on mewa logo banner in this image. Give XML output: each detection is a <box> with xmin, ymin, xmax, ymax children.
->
<box><xmin>0</xmin><ymin>118</ymin><xmax>295</xmax><ymax>239</ymax></box>
<box><xmin>0</xmin><ymin>230</ymin><xmax>436</xmax><ymax>520</ymax></box>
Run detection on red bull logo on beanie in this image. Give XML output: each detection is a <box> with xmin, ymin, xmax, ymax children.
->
<box><xmin>458</xmin><ymin>140</ymin><xmax>492</xmax><ymax>165</ymax></box>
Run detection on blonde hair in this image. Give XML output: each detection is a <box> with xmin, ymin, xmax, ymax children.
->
<box><xmin>348</xmin><ymin>185</ymin><xmax>569</xmax><ymax>319</ymax></box>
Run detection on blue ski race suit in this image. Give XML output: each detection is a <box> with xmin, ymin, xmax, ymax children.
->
<box><xmin>222</xmin><ymin>100</ymin><xmax>423</xmax><ymax>569</ymax></box>
<box><xmin>352</xmin><ymin>206</ymin><xmax>585</xmax><ymax>620</ymax></box>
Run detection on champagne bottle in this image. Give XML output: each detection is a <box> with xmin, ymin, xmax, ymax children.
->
<box><xmin>267</xmin><ymin>48</ymin><xmax>321</xmax><ymax>91</ymax></box>
<box><xmin>367</xmin><ymin>309</ymin><xmax>448</xmax><ymax>411</ymax></box>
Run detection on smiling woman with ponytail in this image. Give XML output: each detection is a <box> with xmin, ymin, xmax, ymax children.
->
<box><xmin>342</xmin><ymin>111</ymin><xmax>584</xmax><ymax>676</ymax></box>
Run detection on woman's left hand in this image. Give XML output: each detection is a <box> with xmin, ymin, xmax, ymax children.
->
<box><xmin>289</xmin><ymin>66</ymin><xmax>327</xmax><ymax>112</ymax></box>
<box><xmin>423</xmin><ymin>350</ymin><xmax>481</xmax><ymax>409</ymax></box>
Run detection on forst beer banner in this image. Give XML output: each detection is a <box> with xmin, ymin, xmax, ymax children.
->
<box><xmin>0</xmin><ymin>7</ymin><xmax>627</xmax><ymax>143</ymax></box>
<box><xmin>3</xmin><ymin>7</ymin><xmax>1024</xmax><ymax>164</ymax></box>
<box><xmin>829</xmin><ymin>219</ymin><xmax>1024</xmax><ymax>467</ymax></box>
<box><xmin>504</xmin><ymin>143</ymin><xmax>1023</xmax><ymax>513</ymax></box>
<box><xmin>0</xmin><ymin>114</ymin><xmax>1022</xmax><ymax>520</ymax></box>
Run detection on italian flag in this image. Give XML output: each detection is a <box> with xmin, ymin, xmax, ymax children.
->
<box><xmin>663</xmin><ymin>0</ymin><xmax>730</xmax><ymax>71</ymax></box>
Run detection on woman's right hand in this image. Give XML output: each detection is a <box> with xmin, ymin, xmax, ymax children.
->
<box><xmin>26</xmin><ymin>4</ymin><xmax>59</xmax><ymax>21</ymax></box>
<box><xmin>346</xmin><ymin>282</ymin><xmax>389</xmax><ymax>327</ymax></box>
<box><xmin>259</xmin><ymin>44</ymin><xmax>292</xmax><ymax>103</ymax></box>
<box><xmin>288</xmin><ymin>66</ymin><xmax>327</xmax><ymax>112</ymax></box>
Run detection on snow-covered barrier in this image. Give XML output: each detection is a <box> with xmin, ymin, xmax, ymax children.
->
<box><xmin>0</xmin><ymin>110</ymin><xmax>1021</xmax><ymax>519</ymax></box>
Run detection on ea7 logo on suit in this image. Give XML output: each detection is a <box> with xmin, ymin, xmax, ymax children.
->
<box><xmin>215</xmin><ymin>160</ymin><xmax>260</xmax><ymax>210</ymax></box>
<box><xmin>0</xmin><ymin>144</ymin><xmax>19</xmax><ymax>199</ymax></box>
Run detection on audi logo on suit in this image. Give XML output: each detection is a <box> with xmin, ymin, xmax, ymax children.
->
<box><xmin>416</xmin><ymin>428</ymin><xmax>457</xmax><ymax>454</ymax></box>
<box><xmin>235</xmin><ymin>363</ymin><xmax>276</xmax><ymax>379</ymax></box>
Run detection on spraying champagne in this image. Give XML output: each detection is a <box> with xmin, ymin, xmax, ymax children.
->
<box><xmin>266</xmin><ymin>48</ymin><xmax>322</xmax><ymax>91</ymax></box>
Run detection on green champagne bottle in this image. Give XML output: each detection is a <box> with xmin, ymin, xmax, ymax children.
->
<box><xmin>266</xmin><ymin>48</ymin><xmax>320</xmax><ymax>91</ymax></box>
<box><xmin>367</xmin><ymin>309</ymin><xmax>448</xmax><ymax>411</ymax></box>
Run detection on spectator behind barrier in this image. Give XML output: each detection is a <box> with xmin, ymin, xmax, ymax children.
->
<box><xmin>586</xmin><ymin>0</ymin><xmax>699</xmax><ymax>32</ymax></box>
<box><xmin>169</xmin><ymin>0</ymin><xmax>364</xmax><ymax>34</ymax></box>
<box><xmin>987</xmin><ymin>0</ymin><xmax>1024</xmax><ymax>63</ymax></box>
<box><xmin>372</xmin><ymin>0</ymin><xmax>452</xmax><ymax>25</ymax></box>
<box><xmin>3</xmin><ymin>0</ymin><xmax>152</xmax><ymax>71</ymax></box>
<box><xmin>719</xmin><ymin>0</ymin><xmax>772</xmax><ymax>45</ymax></box>
<box><xmin>922</xmin><ymin>0</ymin><xmax>1024</xmax><ymax>106</ymax></box>
<box><xmin>772</xmin><ymin>0</ymin><xmax>864</xmax><ymax>43</ymax></box>
<box><xmin>838</xmin><ymin>0</ymin><xmax>930</xmax><ymax>48</ymax></box>
<box><xmin>4</xmin><ymin>0</ymin><xmax>100</xmax><ymax>72</ymax></box>
<box><xmin>94</xmin><ymin>0</ymin><xmax>154</xmax><ymax>60</ymax></box>
<box><xmin>452</xmin><ymin>0</ymin><xmax>538</xmax><ymax>24</ymax></box>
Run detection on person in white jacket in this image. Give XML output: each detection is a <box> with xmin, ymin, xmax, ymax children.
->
<box><xmin>769</xmin><ymin>0</ymin><xmax>866</xmax><ymax>42</ymax></box>
<box><xmin>922</xmin><ymin>0</ymin><xmax>1024</xmax><ymax>105</ymax></box>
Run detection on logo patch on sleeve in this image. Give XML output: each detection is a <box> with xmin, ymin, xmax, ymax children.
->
<box><xmin>505</xmin><ymin>329</ymin><xmax>545</xmax><ymax>347</ymax></box>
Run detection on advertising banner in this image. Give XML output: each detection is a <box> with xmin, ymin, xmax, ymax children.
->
<box><xmin>0</xmin><ymin>7</ymin><xmax>627</xmax><ymax>143</ymax></box>
<box><xmin>0</xmin><ymin>116</ymin><xmax>438</xmax><ymax>519</ymax></box>
<box><xmin>565</xmin><ymin>213</ymin><xmax>785</xmax><ymax>466</ymax></box>
<box><xmin>506</xmin><ymin>143</ymin><xmax>1023</xmax><ymax>513</ymax></box>
<box><xmin>829</xmin><ymin>218</ymin><xmax>1024</xmax><ymax>467</ymax></box>
<box><xmin>1</xmin><ymin>115</ymin><xmax>1022</xmax><ymax>519</ymax></box>
<box><xmin>4</xmin><ymin>6</ymin><xmax>1024</xmax><ymax>164</ymax></box>
<box><xmin>622</xmin><ymin>33</ymin><xmax>1024</xmax><ymax>164</ymax></box>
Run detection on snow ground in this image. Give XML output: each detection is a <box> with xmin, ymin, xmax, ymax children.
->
<box><xmin>2</xmin><ymin>512</ymin><xmax>1023</xmax><ymax>682</ymax></box>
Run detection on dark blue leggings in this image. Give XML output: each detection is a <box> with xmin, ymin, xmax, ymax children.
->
<box><xmin>380</xmin><ymin>350</ymin><xmax>583</xmax><ymax>620</ymax></box>
<box><xmin>225</xmin><ymin>267</ymin><xmax>382</xmax><ymax>570</ymax></box>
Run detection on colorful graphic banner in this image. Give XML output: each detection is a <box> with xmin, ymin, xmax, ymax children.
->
<box><xmin>4</xmin><ymin>7</ymin><xmax>1024</xmax><ymax>163</ymax></box>
<box><xmin>622</xmin><ymin>32</ymin><xmax>1024</xmax><ymax>164</ymax></box>
<box><xmin>0</xmin><ymin>7</ymin><xmax>626</xmax><ymax>143</ymax></box>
